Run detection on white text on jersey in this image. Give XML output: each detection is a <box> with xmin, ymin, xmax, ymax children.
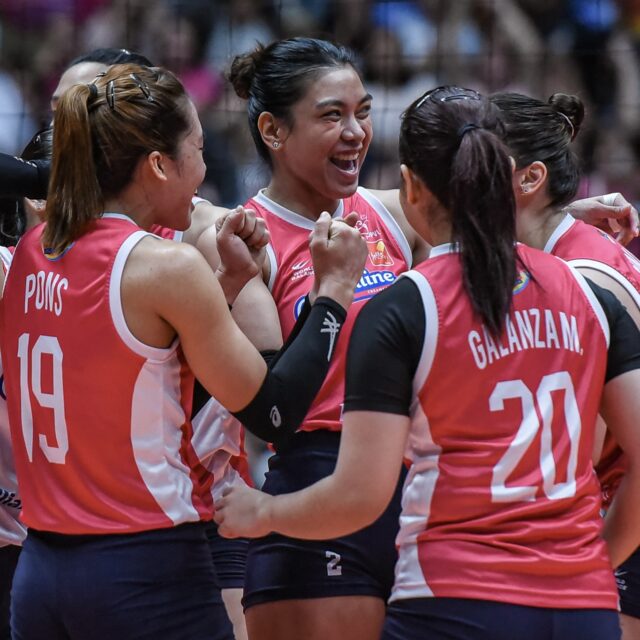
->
<box><xmin>24</xmin><ymin>271</ymin><xmax>68</xmax><ymax>316</ymax></box>
<box><xmin>468</xmin><ymin>308</ymin><xmax>581</xmax><ymax>370</ymax></box>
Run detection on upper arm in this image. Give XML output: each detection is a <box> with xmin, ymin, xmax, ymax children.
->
<box><xmin>577</xmin><ymin>266</ymin><xmax>640</xmax><ymax>329</ymax></box>
<box><xmin>601</xmin><ymin>370</ymin><xmax>640</xmax><ymax>466</ymax></box>
<box><xmin>123</xmin><ymin>239</ymin><xmax>267</xmax><ymax>412</ymax></box>
<box><xmin>367</xmin><ymin>188</ymin><xmax>431</xmax><ymax>265</ymax></box>
<box><xmin>182</xmin><ymin>200</ymin><xmax>229</xmax><ymax>249</ymax></box>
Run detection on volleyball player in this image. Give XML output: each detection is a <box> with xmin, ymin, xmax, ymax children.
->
<box><xmin>490</xmin><ymin>89</ymin><xmax>640</xmax><ymax>639</ymax></box>
<box><xmin>216</xmin><ymin>86</ymin><xmax>640</xmax><ymax>640</ymax></box>
<box><xmin>0</xmin><ymin>63</ymin><xmax>366</xmax><ymax>640</ymax></box>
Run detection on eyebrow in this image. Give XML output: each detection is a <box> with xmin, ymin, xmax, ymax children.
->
<box><xmin>315</xmin><ymin>94</ymin><xmax>373</xmax><ymax>110</ymax></box>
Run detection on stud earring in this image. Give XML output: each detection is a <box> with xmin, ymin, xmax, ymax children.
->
<box><xmin>272</xmin><ymin>141</ymin><xmax>280</xmax><ymax>149</ymax></box>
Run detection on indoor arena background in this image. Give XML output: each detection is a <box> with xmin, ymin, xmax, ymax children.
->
<box><xmin>1</xmin><ymin>0</ymin><xmax>639</xmax><ymax>478</ymax></box>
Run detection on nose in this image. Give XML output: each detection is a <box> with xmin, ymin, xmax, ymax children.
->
<box><xmin>342</xmin><ymin>115</ymin><xmax>366</xmax><ymax>143</ymax></box>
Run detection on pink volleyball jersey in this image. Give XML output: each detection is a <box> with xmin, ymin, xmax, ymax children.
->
<box><xmin>392</xmin><ymin>243</ymin><xmax>617</xmax><ymax>609</ymax></box>
<box><xmin>545</xmin><ymin>213</ymin><xmax>640</xmax><ymax>508</ymax></box>
<box><xmin>247</xmin><ymin>187</ymin><xmax>412</xmax><ymax>433</ymax></box>
<box><xmin>0</xmin><ymin>245</ymin><xmax>26</xmax><ymax>546</ymax></box>
<box><xmin>0</xmin><ymin>214</ymin><xmax>214</xmax><ymax>534</ymax></box>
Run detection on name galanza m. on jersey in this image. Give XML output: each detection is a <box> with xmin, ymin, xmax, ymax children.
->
<box><xmin>0</xmin><ymin>215</ymin><xmax>214</xmax><ymax>535</ymax></box>
<box><xmin>392</xmin><ymin>243</ymin><xmax>617</xmax><ymax>610</ymax></box>
<box><xmin>545</xmin><ymin>213</ymin><xmax>640</xmax><ymax>508</ymax></box>
<box><xmin>247</xmin><ymin>187</ymin><xmax>412</xmax><ymax>433</ymax></box>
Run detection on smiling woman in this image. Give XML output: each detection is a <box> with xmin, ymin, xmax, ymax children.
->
<box><xmin>225</xmin><ymin>37</ymin><xmax>427</xmax><ymax>640</ymax></box>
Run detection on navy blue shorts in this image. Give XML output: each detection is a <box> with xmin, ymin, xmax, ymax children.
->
<box><xmin>616</xmin><ymin>545</ymin><xmax>640</xmax><ymax>619</ymax></box>
<box><xmin>11</xmin><ymin>522</ymin><xmax>234</xmax><ymax>640</ymax></box>
<box><xmin>205</xmin><ymin>521</ymin><xmax>248</xmax><ymax>589</ymax></box>
<box><xmin>0</xmin><ymin>544</ymin><xmax>19</xmax><ymax>640</ymax></box>
<box><xmin>243</xmin><ymin>431</ymin><xmax>406</xmax><ymax>609</ymax></box>
<box><xmin>382</xmin><ymin>598</ymin><xmax>621</xmax><ymax>640</ymax></box>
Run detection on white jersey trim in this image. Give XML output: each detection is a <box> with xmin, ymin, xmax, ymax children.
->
<box><xmin>356</xmin><ymin>187</ymin><xmax>413</xmax><ymax>267</ymax></box>
<box><xmin>110</xmin><ymin>231</ymin><xmax>179</xmax><ymax>361</ymax></box>
<box><xmin>266</xmin><ymin>243</ymin><xmax>278</xmax><ymax>292</ymax></box>
<box><xmin>568</xmin><ymin>258</ymin><xmax>640</xmax><ymax>314</ymax></box>
<box><xmin>0</xmin><ymin>246</ymin><xmax>13</xmax><ymax>296</ymax></box>
<box><xmin>390</xmin><ymin>399</ymin><xmax>440</xmax><ymax>602</ymax></box>
<box><xmin>565</xmin><ymin>263</ymin><xmax>611</xmax><ymax>348</ymax></box>
<box><xmin>253</xmin><ymin>189</ymin><xmax>344</xmax><ymax>230</ymax></box>
<box><xmin>428</xmin><ymin>242</ymin><xmax>458</xmax><ymax>258</ymax></box>
<box><xmin>130</xmin><ymin>358</ymin><xmax>200</xmax><ymax>525</ymax></box>
<box><xmin>543</xmin><ymin>213</ymin><xmax>575</xmax><ymax>254</ymax></box>
<box><xmin>402</xmin><ymin>271</ymin><xmax>439</xmax><ymax>397</ymax></box>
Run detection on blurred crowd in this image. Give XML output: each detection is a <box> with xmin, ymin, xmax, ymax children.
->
<box><xmin>1</xmin><ymin>0</ymin><xmax>640</xmax><ymax>209</ymax></box>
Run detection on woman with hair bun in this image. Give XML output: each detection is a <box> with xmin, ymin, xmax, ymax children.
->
<box><xmin>490</xmin><ymin>89</ymin><xmax>640</xmax><ymax>639</ymax></box>
<box><xmin>0</xmin><ymin>62</ymin><xmax>366</xmax><ymax>640</ymax></box>
<box><xmin>216</xmin><ymin>85</ymin><xmax>640</xmax><ymax>640</ymax></box>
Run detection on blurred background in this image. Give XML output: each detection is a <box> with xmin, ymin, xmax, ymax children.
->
<box><xmin>2</xmin><ymin>0</ymin><xmax>639</xmax><ymax>482</ymax></box>
<box><xmin>1</xmin><ymin>0</ymin><xmax>639</xmax><ymax>222</ymax></box>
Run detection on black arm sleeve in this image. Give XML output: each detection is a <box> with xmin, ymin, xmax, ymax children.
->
<box><xmin>0</xmin><ymin>154</ymin><xmax>49</xmax><ymax>199</ymax></box>
<box><xmin>344</xmin><ymin>277</ymin><xmax>425</xmax><ymax>415</ymax></box>
<box><xmin>585</xmin><ymin>278</ymin><xmax>640</xmax><ymax>381</ymax></box>
<box><xmin>232</xmin><ymin>296</ymin><xmax>347</xmax><ymax>445</ymax></box>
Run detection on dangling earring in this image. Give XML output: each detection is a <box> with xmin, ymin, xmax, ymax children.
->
<box><xmin>272</xmin><ymin>141</ymin><xmax>280</xmax><ymax>149</ymax></box>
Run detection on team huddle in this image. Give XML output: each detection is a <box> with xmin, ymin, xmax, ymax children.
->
<box><xmin>0</xmin><ymin>37</ymin><xmax>639</xmax><ymax>640</ymax></box>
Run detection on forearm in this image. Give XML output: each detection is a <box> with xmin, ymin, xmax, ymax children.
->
<box><xmin>232</xmin><ymin>296</ymin><xmax>346</xmax><ymax>445</ymax></box>
<box><xmin>265</xmin><ymin>475</ymin><xmax>376</xmax><ymax>540</ymax></box>
<box><xmin>603</xmin><ymin>461</ymin><xmax>640</xmax><ymax>568</ymax></box>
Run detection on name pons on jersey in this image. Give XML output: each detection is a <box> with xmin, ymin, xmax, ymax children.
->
<box><xmin>24</xmin><ymin>271</ymin><xmax>68</xmax><ymax>316</ymax></box>
<box><xmin>468</xmin><ymin>308</ymin><xmax>581</xmax><ymax>370</ymax></box>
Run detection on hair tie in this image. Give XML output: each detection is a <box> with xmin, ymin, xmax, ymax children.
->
<box><xmin>557</xmin><ymin>112</ymin><xmax>576</xmax><ymax>141</ymax></box>
<box><xmin>86</xmin><ymin>83</ymin><xmax>98</xmax><ymax>99</ymax></box>
<box><xmin>457</xmin><ymin>123</ymin><xmax>479</xmax><ymax>141</ymax></box>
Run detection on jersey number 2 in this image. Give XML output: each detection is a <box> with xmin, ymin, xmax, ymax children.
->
<box><xmin>17</xmin><ymin>333</ymin><xmax>69</xmax><ymax>464</ymax></box>
<box><xmin>489</xmin><ymin>371</ymin><xmax>581</xmax><ymax>502</ymax></box>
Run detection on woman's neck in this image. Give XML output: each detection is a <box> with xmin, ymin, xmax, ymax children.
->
<box><xmin>516</xmin><ymin>203</ymin><xmax>566</xmax><ymax>251</ymax></box>
<box><xmin>265</xmin><ymin>174</ymin><xmax>341</xmax><ymax>222</ymax></box>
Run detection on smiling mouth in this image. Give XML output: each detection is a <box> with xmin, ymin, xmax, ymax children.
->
<box><xmin>330</xmin><ymin>153</ymin><xmax>360</xmax><ymax>173</ymax></box>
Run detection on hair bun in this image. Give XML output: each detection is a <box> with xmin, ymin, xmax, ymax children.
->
<box><xmin>548</xmin><ymin>93</ymin><xmax>584</xmax><ymax>140</ymax></box>
<box><xmin>228</xmin><ymin>45</ymin><xmax>265</xmax><ymax>100</ymax></box>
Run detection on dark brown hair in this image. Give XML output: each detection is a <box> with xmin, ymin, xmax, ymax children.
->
<box><xmin>400</xmin><ymin>86</ymin><xmax>517</xmax><ymax>337</ymax></box>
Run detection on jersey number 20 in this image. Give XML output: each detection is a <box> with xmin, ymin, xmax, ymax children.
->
<box><xmin>490</xmin><ymin>371</ymin><xmax>581</xmax><ymax>502</ymax></box>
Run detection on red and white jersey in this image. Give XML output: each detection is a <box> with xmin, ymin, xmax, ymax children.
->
<box><xmin>392</xmin><ymin>243</ymin><xmax>617</xmax><ymax>610</ymax></box>
<box><xmin>0</xmin><ymin>245</ymin><xmax>26</xmax><ymax>546</ymax></box>
<box><xmin>248</xmin><ymin>187</ymin><xmax>412</xmax><ymax>432</ymax></box>
<box><xmin>191</xmin><ymin>397</ymin><xmax>251</xmax><ymax>503</ymax></box>
<box><xmin>0</xmin><ymin>214</ymin><xmax>214</xmax><ymax>535</ymax></box>
<box><xmin>545</xmin><ymin>213</ymin><xmax>640</xmax><ymax>508</ymax></box>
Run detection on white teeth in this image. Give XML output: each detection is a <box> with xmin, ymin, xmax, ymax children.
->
<box><xmin>333</xmin><ymin>153</ymin><xmax>359</xmax><ymax>161</ymax></box>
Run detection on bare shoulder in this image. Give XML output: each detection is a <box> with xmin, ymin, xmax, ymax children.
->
<box><xmin>366</xmin><ymin>188</ymin><xmax>430</xmax><ymax>264</ymax></box>
<box><xmin>124</xmin><ymin>234</ymin><xmax>208</xmax><ymax>293</ymax></box>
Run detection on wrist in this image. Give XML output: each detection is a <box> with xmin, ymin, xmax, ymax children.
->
<box><xmin>314</xmin><ymin>278</ymin><xmax>355</xmax><ymax>309</ymax></box>
<box><xmin>215</xmin><ymin>268</ymin><xmax>247</xmax><ymax>306</ymax></box>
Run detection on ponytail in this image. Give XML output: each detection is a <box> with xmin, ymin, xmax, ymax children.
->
<box><xmin>400</xmin><ymin>86</ymin><xmax>518</xmax><ymax>337</ymax></box>
<box><xmin>44</xmin><ymin>83</ymin><xmax>102</xmax><ymax>254</ymax></box>
<box><xmin>449</xmin><ymin>128</ymin><xmax>517</xmax><ymax>336</ymax></box>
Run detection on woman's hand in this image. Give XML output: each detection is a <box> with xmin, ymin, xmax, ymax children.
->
<box><xmin>215</xmin><ymin>206</ymin><xmax>270</xmax><ymax>304</ymax></box>
<box><xmin>215</xmin><ymin>484</ymin><xmax>273</xmax><ymax>539</ymax></box>
<box><xmin>568</xmin><ymin>193</ymin><xmax>639</xmax><ymax>245</ymax></box>
<box><xmin>309</xmin><ymin>211</ymin><xmax>367</xmax><ymax>309</ymax></box>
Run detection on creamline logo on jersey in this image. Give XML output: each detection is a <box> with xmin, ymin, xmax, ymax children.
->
<box><xmin>294</xmin><ymin>268</ymin><xmax>397</xmax><ymax>319</ymax></box>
